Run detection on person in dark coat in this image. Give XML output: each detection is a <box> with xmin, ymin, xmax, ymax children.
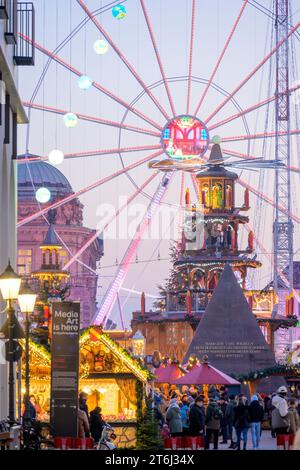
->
<box><xmin>188</xmin><ymin>397</ymin><xmax>205</xmax><ymax>436</ymax></box>
<box><xmin>248</xmin><ymin>395</ymin><xmax>264</xmax><ymax>449</ymax></box>
<box><xmin>22</xmin><ymin>395</ymin><xmax>37</xmax><ymax>422</ymax></box>
<box><xmin>233</xmin><ymin>397</ymin><xmax>250</xmax><ymax>450</ymax></box>
<box><xmin>89</xmin><ymin>407</ymin><xmax>105</xmax><ymax>443</ymax></box>
<box><xmin>225</xmin><ymin>395</ymin><xmax>237</xmax><ymax>449</ymax></box>
<box><xmin>204</xmin><ymin>398</ymin><xmax>223</xmax><ymax>450</ymax></box>
<box><xmin>219</xmin><ymin>397</ymin><xmax>228</xmax><ymax>444</ymax></box>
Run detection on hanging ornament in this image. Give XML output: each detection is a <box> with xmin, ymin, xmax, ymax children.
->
<box><xmin>78</xmin><ymin>75</ymin><xmax>93</xmax><ymax>90</ymax></box>
<box><xmin>94</xmin><ymin>39</ymin><xmax>109</xmax><ymax>55</ymax></box>
<box><xmin>63</xmin><ymin>112</ymin><xmax>78</xmax><ymax>128</ymax></box>
<box><xmin>48</xmin><ymin>149</ymin><xmax>64</xmax><ymax>165</ymax></box>
<box><xmin>35</xmin><ymin>187</ymin><xmax>51</xmax><ymax>204</ymax></box>
<box><xmin>112</xmin><ymin>4</ymin><xmax>126</xmax><ymax>19</ymax></box>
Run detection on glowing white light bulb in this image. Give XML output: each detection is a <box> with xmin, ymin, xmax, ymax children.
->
<box><xmin>35</xmin><ymin>187</ymin><xmax>51</xmax><ymax>204</ymax></box>
<box><xmin>78</xmin><ymin>75</ymin><xmax>93</xmax><ymax>90</ymax></box>
<box><xmin>48</xmin><ymin>149</ymin><xmax>64</xmax><ymax>165</ymax></box>
<box><xmin>63</xmin><ymin>112</ymin><xmax>78</xmax><ymax>128</ymax></box>
<box><xmin>94</xmin><ymin>39</ymin><xmax>109</xmax><ymax>55</ymax></box>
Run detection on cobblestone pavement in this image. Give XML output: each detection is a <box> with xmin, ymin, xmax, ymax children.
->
<box><xmin>217</xmin><ymin>430</ymin><xmax>277</xmax><ymax>450</ymax></box>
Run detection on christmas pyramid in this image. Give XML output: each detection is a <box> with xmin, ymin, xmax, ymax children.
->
<box><xmin>183</xmin><ymin>264</ymin><xmax>278</xmax><ymax>377</ymax></box>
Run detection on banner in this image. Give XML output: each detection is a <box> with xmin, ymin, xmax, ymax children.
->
<box><xmin>50</xmin><ymin>302</ymin><xmax>80</xmax><ymax>437</ymax></box>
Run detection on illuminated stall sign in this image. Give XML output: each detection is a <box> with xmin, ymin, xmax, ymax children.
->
<box><xmin>50</xmin><ymin>302</ymin><xmax>80</xmax><ymax>437</ymax></box>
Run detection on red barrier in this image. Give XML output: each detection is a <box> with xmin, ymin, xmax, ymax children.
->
<box><xmin>276</xmin><ymin>434</ymin><xmax>294</xmax><ymax>450</ymax></box>
<box><xmin>54</xmin><ymin>437</ymin><xmax>94</xmax><ymax>450</ymax></box>
<box><xmin>54</xmin><ymin>437</ymin><xmax>74</xmax><ymax>449</ymax></box>
<box><xmin>164</xmin><ymin>436</ymin><xmax>204</xmax><ymax>450</ymax></box>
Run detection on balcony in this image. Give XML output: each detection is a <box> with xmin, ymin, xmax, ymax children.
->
<box><xmin>5</xmin><ymin>0</ymin><xmax>17</xmax><ymax>44</ymax></box>
<box><xmin>0</xmin><ymin>0</ymin><xmax>8</xmax><ymax>19</ymax></box>
<box><xmin>14</xmin><ymin>2</ymin><xmax>35</xmax><ymax>66</ymax></box>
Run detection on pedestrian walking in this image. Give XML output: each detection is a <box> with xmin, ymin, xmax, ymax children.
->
<box><xmin>248</xmin><ymin>395</ymin><xmax>264</xmax><ymax>449</ymax></box>
<box><xmin>288</xmin><ymin>399</ymin><xmax>300</xmax><ymax>439</ymax></box>
<box><xmin>271</xmin><ymin>386</ymin><xmax>290</xmax><ymax>436</ymax></box>
<box><xmin>89</xmin><ymin>407</ymin><xmax>105</xmax><ymax>443</ymax></box>
<box><xmin>219</xmin><ymin>397</ymin><xmax>228</xmax><ymax>444</ymax></box>
<box><xmin>233</xmin><ymin>397</ymin><xmax>250</xmax><ymax>450</ymax></box>
<box><xmin>225</xmin><ymin>394</ymin><xmax>237</xmax><ymax>449</ymax></box>
<box><xmin>166</xmin><ymin>398</ymin><xmax>182</xmax><ymax>437</ymax></box>
<box><xmin>78</xmin><ymin>408</ymin><xmax>90</xmax><ymax>438</ymax></box>
<box><xmin>188</xmin><ymin>397</ymin><xmax>205</xmax><ymax>436</ymax></box>
<box><xmin>204</xmin><ymin>397</ymin><xmax>223</xmax><ymax>450</ymax></box>
<box><xmin>180</xmin><ymin>396</ymin><xmax>190</xmax><ymax>435</ymax></box>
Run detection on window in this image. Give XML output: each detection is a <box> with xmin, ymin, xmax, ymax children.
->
<box><xmin>4</xmin><ymin>93</ymin><xmax>9</xmax><ymax>144</ymax></box>
<box><xmin>59</xmin><ymin>249</ymin><xmax>68</xmax><ymax>267</ymax></box>
<box><xmin>18</xmin><ymin>249</ymin><xmax>32</xmax><ymax>275</ymax></box>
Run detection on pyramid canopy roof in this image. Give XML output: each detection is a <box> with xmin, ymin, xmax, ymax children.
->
<box><xmin>183</xmin><ymin>264</ymin><xmax>277</xmax><ymax>376</ymax></box>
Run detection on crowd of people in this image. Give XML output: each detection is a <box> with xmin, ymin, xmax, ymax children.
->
<box><xmin>151</xmin><ymin>384</ymin><xmax>300</xmax><ymax>450</ymax></box>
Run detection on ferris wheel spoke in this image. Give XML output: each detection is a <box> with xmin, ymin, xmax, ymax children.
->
<box><xmin>139</xmin><ymin>0</ymin><xmax>176</xmax><ymax>117</ymax></box>
<box><xmin>94</xmin><ymin>172</ymin><xmax>175</xmax><ymax>326</ymax></box>
<box><xmin>186</xmin><ymin>0</ymin><xmax>196</xmax><ymax>115</ymax></box>
<box><xmin>204</xmin><ymin>20</ymin><xmax>300</xmax><ymax>125</ymax></box>
<box><xmin>19</xmin><ymin>33</ymin><xmax>163</xmax><ymax>131</ymax></box>
<box><xmin>19</xmin><ymin>145</ymin><xmax>163</xmax><ymax>163</ymax></box>
<box><xmin>194</xmin><ymin>0</ymin><xmax>249</xmax><ymax>116</ymax></box>
<box><xmin>209</xmin><ymin>82</ymin><xmax>300</xmax><ymax>131</ymax></box>
<box><xmin>17</xmin><ymin>150</ymin><xmax>163</xmax><ymax>228</ymax></box>
<box><xmin>76</xmin><ymin>0</ymin><xmax>171</xmax><ymax>121</ymax></box>
<box><xmin>238</xmin><ymin>179</ymin><xmax>300</xmax><ymax>224</ymax></box>
<box><xmin>22</xmin><ymin>102</ymin><xmax>161</xmax><ymax>137</ymax></box>
<box><xmin>63</xmin><ymin>171</ymin><xmax>159</xmax><ymax>271</ymax></box>
<box><xmin>221</xmin><ymin>129</ymin><xmax>300</xmax><ymax>142</ymax></box>
<box><xmin>222</xmin><ymin>147</ymin><xmax>300</xmax><ymax>173</ymax></box>
<box><xmin>244</xmin><ymin>223</ymin><xmax>299</xmax><ymax>299</ymax></box>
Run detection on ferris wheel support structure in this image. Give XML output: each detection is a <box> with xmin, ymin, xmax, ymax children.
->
<box><xmin>273</xmin><ymin>0</ymin><xmax>294</xmax><ymax>317</ymax></box>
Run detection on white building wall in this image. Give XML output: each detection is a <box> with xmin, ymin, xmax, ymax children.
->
<box><xmin>0</xmin><ymin>8</ymin><xmax>28</xmax><ymax>421</ymax></box>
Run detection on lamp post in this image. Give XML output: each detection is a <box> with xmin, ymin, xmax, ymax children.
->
<box><xmin>18</xmin><ymin>282</ymin><xmax>37</xmax><ymax>422</ymax></box>
<box><xmin>0</xmin><ymin>261</ymin><xmax>22</xmax><ymax>425</ymax></box>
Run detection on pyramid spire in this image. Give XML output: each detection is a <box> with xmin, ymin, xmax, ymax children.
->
<box><xmin>40</xmin><ymin>224</ymin><xmax>61</xmax><ymax>249</ymax></box>
<box><xmin>183</xmin><ymin>264</ymin><xmax>278</xmax><ymax>378</ymax></box>
<box><xmin>208</xmin><ymin>143</ymin><xmax>224</xmax><ymax>164</ymax></box>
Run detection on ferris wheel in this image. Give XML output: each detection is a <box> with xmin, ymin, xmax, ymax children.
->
<box><xmin>18</xmin><ymin>0</ymin><xmax>300</xmax><ymax>326</ymax></box>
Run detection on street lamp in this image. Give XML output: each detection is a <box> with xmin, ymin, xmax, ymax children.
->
<box><xmin>0</xmin><ymin>261</ymin><xmax>22</xmax><ymax>425</ymax></box>
<box><xmin>18</xmin><ymin>282</ymin><xmax>37</xmax><ymax>422</ymax></box>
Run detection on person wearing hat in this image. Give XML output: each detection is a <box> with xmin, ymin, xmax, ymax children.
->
<box><xmin>248</xmin><ymin>395</ymin><xmax>264</xmax><ymax>450</ymax></box>
<box><xmin>271</xmin><ymin>386</ymin><xmax>290</xmax><ymax>436</ymax></box>
<box><xmin>166</xmin><ymin>398</ymin><xmax>182</xmax><ymax>437</ymax></box>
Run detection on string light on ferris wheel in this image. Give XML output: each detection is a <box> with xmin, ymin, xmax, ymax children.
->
<box><xmin>78</xmin><ymin>75</ymin><xmax>93</xmax><ymax>90</ymax></box>
<box><xmin>63</xmin><ymin>112</ymin><xmax>78</xmax><ymax>128</ymax></box>
<box><xmin>212</xmin><ymin>135</ymin><xmax>222</xmax><ymax>145</ymax></box>
<box><xmin>94</xmin><ymin>39</ymin><xmax>109</xmax><ymax>55</ymax></box>
<box><xmin>112</xmin><ymin>4</ymin><xmax>126</xmax><ymax>20</ymax></box>
<box><xmin>35</xmin><ymin>187</ymin><xmax>51</xmax><ymax>204</ymax></box>
<box><xmin>48</xmin><ymin>149</ymin><xmax>65</xmax><ymax>165</ymax></box>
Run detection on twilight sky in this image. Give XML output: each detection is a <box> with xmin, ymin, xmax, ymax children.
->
<box><xmin>18</xmin><ymin>0</ymin><xmax>300</xmax><ymax>327</ymax></box>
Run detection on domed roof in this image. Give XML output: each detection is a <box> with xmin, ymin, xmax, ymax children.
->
<box><xmin>18</xmin><ymin>160</ymin><xmax>73</xmax><ymax>201</ymax></box>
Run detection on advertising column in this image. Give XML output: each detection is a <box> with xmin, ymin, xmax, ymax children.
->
<box><xmin>50</xmin><ymin>302</ymin><xmax>80</xmax><ymax>437</ymax></box>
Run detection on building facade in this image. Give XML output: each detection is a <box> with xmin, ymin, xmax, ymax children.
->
<box><xmin>0</xmin><ymin>1</ymin><xmax>35</xmax><ymax>421</ymax></box>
